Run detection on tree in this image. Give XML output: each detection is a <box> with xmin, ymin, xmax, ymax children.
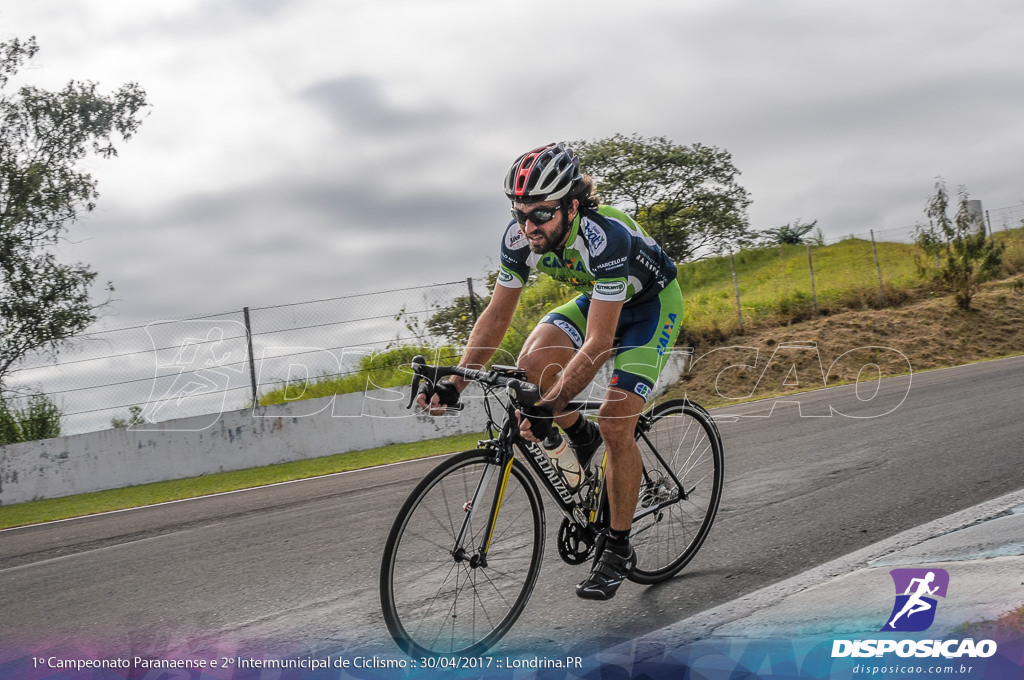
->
<box><xmin>0</xmin><ymin>36</ymin><xmax>148</xmax><ymax>391</ymax></box>
<box><xmin>759</xmin><ymin>219</ymin><xmax>819</xmax><ymax>246</ymax></box>
<box><xmin>573</xmin><ymin>133</ymin><xmax>753</xmax><ymax>262</ymax></box>
<box><xmin>0</xmin><ymin>392</ymin><xmax>62</xmax><ymax>444</ymax></box>
<box><xmin>425</xmin><ymin>290</ymin><xmax>487</xmax><ymax>346</ymax></box>
<box><xmin>914</xmin><ymin>178</ymin><xmax>1004</xmax><ymax>311</ymax></box>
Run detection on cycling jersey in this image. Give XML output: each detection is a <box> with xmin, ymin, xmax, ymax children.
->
<box><xmin>495</xmin><ymin>205</ymin><xmax>683</xmax><ymax>400</ymax></box>
<box><xmin>496</xmin><ymin>205</ymin><xmax>678</xmax><ymax>305</ymax></box>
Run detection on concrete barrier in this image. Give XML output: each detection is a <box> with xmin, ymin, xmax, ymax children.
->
<box><xmin>0</xmin><ymin>386</ymin><xmax>489</xmax><ymax>505</ymax></box>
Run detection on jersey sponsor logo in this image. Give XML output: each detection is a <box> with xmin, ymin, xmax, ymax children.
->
<box><xmin>594</xmin><ymin>280</ymin><xmax>626</xmax><ymax>297</ymax></box>
<box><xmin>635</xmin><ymin>251</ymin><xmax>660</xmax><ymax>273</ymax></box>
<box><xmin>505</xmin><ymin>225</ymin><xmax>528</xmax><ymax>250</ymax></box>
<box><xmin>594</xmin><ymin>255</ymin><xmax>627</xmax><ymax>271</ymax></box>
<box><xmin>497</xmin><ymin>269</ymin><xmax>517</xmax><ymax>285</ymax></box>
<box><xmin>580</xmin><ymin>220</ymin><xmax>607</xmax><ymax>257</ymax></box>
<box><xmin>657</xmin><ymin>313</ymin><xmax>679</xmax><ymax>357</ymax></box>
<box><xmin>552</xmin><ymin>319</ymin><xmax>583</xmax><ymax>348</ymax></box>
<box><xmin>634</xmin><ymin>382</ymin><xmax>651</xmax><ymax>399</ymax></box>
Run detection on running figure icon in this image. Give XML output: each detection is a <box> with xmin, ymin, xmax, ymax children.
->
<box><xmin>888</xmin><ymin>571</ymin><xmax>938</xmax><ymax>628</ymax></box>
<box><xmin>882</xmin><ymin>568</ymin><xmax>949</xmax><ymax>632</ymax></box>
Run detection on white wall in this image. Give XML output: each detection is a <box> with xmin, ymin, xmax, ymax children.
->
<box><xmin>0</xmin><ymin>386</ymin><xmax>490</xmax><ymax>505</ymax></box>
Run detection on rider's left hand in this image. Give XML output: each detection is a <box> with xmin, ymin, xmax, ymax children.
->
<box><xmin>517</xmin><ymin>403</ymin><xmax>554</xmax><ymax>442</ymax></box>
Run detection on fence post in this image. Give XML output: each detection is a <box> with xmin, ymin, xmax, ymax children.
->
<box><xmin>870</xmin><ymin>230</ymin><xmax>886</xmax><ymax>306</ymax></box>
<box><xmin>243</xmin><ymin>307</ymin><xmax>259</xmax><ymax>408</ymax></box>
<box><xmin>729</xmin><ymin>251</ymin><xmax>744</xmax><ymax>333</ymax></box>
<box><xmin>466</xmin><ymin>277</ymin><xmax>480</xmax><ymax>325</ymax></box>
<box><xmin>806</xmin><ymin>243</ymin><xmax>818</xmax><ymax>316</ymax></box>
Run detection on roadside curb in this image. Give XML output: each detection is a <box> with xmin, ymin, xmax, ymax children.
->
<box><xmin>621</xmin><ymin>487</ymin><xmax>1024</xmax><ymax>661</ymax></box>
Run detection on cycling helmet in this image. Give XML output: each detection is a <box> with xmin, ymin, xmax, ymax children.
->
<box><xmin>503</xmin><ymin>142</ymin><xmax>582</xmax><ymax>203</ymax></box>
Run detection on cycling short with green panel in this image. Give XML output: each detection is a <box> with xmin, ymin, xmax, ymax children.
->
<box><xmin>540</xmin><ymin>279</ymin><xmax>684</xmax><ymax>402</ymax></box>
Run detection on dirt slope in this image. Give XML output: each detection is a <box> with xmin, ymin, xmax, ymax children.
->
<box><xmin>668</xmin><ymin>279</ymin><xmax>1024</xmax><ymax>406</ymax></box>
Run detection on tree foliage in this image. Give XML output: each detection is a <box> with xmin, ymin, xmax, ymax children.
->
<box><xmin>759</xmin><ymin>219</ymin><xmax>820</xmax><ymax>246</ymax></box>
<box><xmin>573</xmin><ymin>133</ymin><xmax>753</xmax><ymax>262</ymax></box>
<box><xmin>425</xmin><ymin>289</ymin><xmax>488</xmax><ymax>347</ymax></box>
<box><xmin>0</xmin><ymin>36</ymin><xmax>148</xmax><ymax>390</ymax></box>
<box><xmin>915</xmin><ymin>178</ymin><xmax>1004</xmax><ymax>311</ymax></box>
<box><xmin>0</xmin><ymin>392</ymin><xmax>62</xmax><ymax>444</ymax></box>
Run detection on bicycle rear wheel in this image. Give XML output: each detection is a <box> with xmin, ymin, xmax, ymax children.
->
<box><xmin>629</xmin><ymin>399</ymin><xmax>724</xmax><ymax>584</ymax></box>
<box><xmin>379</xmin><ymin>449</ymin><xmax>545</xmax><ymax>657</ymax></box>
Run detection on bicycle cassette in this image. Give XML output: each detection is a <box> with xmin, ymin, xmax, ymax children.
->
<box><xmin>557</xmin><ymin>517</ymin><xmax>597</xmax><ymax>565</ymax></box>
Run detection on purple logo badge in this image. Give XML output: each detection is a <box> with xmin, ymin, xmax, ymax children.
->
<box><xmin>881</xmin><ymin>568</ymin><xmax>950</xmax><ymax>632</ymax></box>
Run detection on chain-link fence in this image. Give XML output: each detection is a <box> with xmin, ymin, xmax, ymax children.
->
<box><xmin>4</xmin><ymin>279</ymin><xmax>482</xmax><ymax>436</ymax></box>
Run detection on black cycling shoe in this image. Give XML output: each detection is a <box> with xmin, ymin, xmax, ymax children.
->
<box><xmin>576</xmin><ymin>543</ymin><xmax>635</xmax><ymax>601</ymax></box>
<box><xmin>568</xmin><ymin>417</ymin><xmax>602</xmax><ymax>468</ymax></box>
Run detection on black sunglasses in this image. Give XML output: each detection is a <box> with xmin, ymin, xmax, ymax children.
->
<box><xmin>511</xmin><ymin>205</ymin><xmax>560</xmax><ymax>225</ymax></box>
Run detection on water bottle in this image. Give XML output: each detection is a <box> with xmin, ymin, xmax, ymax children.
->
<box><xmin>541</xmin><ymin>432</ymin><xmax>582</xmax><ymax>490</ymax></box>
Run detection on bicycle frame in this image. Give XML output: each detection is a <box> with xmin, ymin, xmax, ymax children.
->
<box><xmin>455</xmin><ymin>388</ymin><xmax>684</xmax><ymax>569</ymax></box>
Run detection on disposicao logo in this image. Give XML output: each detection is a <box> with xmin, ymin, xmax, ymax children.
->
<box><xmin>832</xmin><ymin>567</ymin><xmax>998</xmax><ymax>660</ymax></box>
<box><xmin>882</xmin><ymin>568</ymin><xmax>949</xmax><ymax>632</ymax></box>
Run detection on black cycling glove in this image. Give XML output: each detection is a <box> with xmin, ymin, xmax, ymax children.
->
<box><xmin>519</xmin><ymin>403</ymin><xmax>554</xmax><ymax>441</ymax></box>
<box><xmin>419</xmin><ymin>379</ymin><xmax>461</xmax><ymax>409</ymax></box>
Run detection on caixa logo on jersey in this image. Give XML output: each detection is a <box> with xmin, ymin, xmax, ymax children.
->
<box><xmin>882</xmin><ymin>568</ymin><xmax>949</xmax><ymax>632</ymax></box>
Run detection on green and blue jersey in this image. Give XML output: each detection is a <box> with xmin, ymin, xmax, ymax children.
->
<box><xmin>496</xmin><ymin>205</ymin><xmax>678</xmax><ymax>305</ymax></box>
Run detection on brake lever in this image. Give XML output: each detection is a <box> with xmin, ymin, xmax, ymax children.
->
<box><xmin>406</xmin><ymin>355</ymin><xmax>427</xmax><ymax>409</ymax></box>
<box><xmin>506</xmin><ymin>379</ymin><xmax>542</xmax><ymax>408</ymax></box>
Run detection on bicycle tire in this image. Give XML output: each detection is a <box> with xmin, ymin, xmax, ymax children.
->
<box><xmin>379</xmin><ymin>449</ymin><xmax>546</xmax><ymax>657</ymax></box>
<box><xmin>628</xmin><ymin>399</ymin><xmax>724</xmax><ymax>584</ymax></box>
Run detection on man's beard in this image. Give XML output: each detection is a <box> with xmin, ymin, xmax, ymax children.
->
<box><xmin>527</xmin><ymin>211</ymin><xmax>569</xmax><ymax>254</ymax></box>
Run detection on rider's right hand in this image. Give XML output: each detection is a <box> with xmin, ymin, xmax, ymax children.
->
<box><xmin>415</xmin><ymin>379</ymin><xmax>460</xmax><ymax>416</ymax></box>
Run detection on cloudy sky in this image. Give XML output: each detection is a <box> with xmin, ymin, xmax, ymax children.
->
<box><xmin>3</xmin><ymin>0</ymin><xmax>1023</xmax><ymax>331</ymax></box>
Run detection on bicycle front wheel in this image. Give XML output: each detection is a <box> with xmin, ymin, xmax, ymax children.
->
<box><xmin>379</xmin><ymin>449</ymin><xmax>546</xmax><ymax>657</ymax></box>
<box><xmin>629</xmin><ymin>399</ymin><xmax>724</xmax><ymax>584</ymax></box>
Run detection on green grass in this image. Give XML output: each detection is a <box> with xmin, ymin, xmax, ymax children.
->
<box><xmin>258</xmin><ymin>345</ymin><xmax>461</xmax><ymax>406</ymax></box>
<box><xmin>0</xmin><ymin>431</ymin><xmax>486</xmax><ymax>530</ymax></box>
<box><xmin>678</xmin><ymin>239</ymin><xmax>926</xmax><ymax>340</ymax></box>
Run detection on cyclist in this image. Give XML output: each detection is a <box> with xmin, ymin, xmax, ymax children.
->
<box><xmin>417</xmin><ymin>142</ymin><xmax>684</xmax><ymax>600</ymax></box>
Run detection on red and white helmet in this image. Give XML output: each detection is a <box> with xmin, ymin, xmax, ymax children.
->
<box><xmin>503</xmin><ymin>142</ymin><xmax>582</xmax><ymax>203</ymax></box>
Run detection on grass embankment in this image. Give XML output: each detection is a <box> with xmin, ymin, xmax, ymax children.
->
<box><xmin>2</xmin><ymin>230</ymin><xmax>1022</xmax><ymax>530</ymax></box>
<box><xmin>680</xmin><ymin>237</ymin><xmax>977</xmax><ymax>344</ymax></box>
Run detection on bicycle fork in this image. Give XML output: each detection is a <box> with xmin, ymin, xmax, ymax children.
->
<box><xmin>451</xmin><ymin>456</ymin><xmax>515</xmax><ymax>569</ymax></box>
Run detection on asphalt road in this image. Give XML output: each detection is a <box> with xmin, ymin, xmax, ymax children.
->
<box><xmin>1</xmin><ymin>356</ymin><xmax>1022</xmax><ymax>661</ymax></box>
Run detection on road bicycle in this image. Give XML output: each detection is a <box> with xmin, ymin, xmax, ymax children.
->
<box><xmin>378</xmin><ymin>356</ymin><xmax>724</xmax><ymax>657</ymax></box>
